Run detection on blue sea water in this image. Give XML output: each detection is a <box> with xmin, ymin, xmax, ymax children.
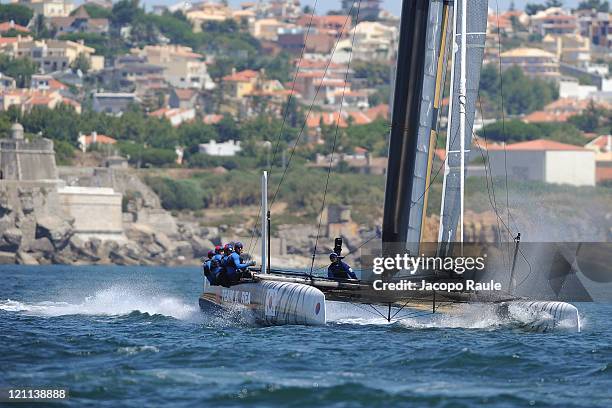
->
<box><xmin>0</xmin><ymin>265</ymin><xmax>610</xmax><ymax>408</ymax></box>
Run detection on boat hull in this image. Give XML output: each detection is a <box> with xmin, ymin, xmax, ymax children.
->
<box><xmin>199</xmin><ymin>280</ymin><xmax>326</xmax><ymax>326</ymax></box>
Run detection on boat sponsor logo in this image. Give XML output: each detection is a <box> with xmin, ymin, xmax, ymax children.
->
<box><xmin>221</xmin><ymin>288</ymin><xmax>251</xmax><ymax>305</ymax></box>
<box><xmin>265</xmin><ymin>289</ymin><xmax>279</xmax><ymax>317</ymax></box>
<box><xmin>315</xmin><ymin>302</ymin><xmax>321</xmax><ymax>315</ymax></box>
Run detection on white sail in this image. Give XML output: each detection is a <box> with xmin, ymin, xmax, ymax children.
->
<box><xmin>438</xmin><ymin>0</ymin><xmax>488</xmax><ymax>256</ymax></box>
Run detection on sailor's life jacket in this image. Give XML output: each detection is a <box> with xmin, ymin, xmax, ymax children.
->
<box><xmin>328</xmin><ymin>261</ymin><xmax>357</xmax><ymax>280</ymax></box>
<box><xmin>206</xmin><ymin>254</ymin><xmax>223</xmax><ymax>286</ymax></box>
<box><xmin>202</xmin><ymin>260</ymin><xmax>215</xmax><ymax>285</ymax></box>
<box><xmin>225</xmin><ymin>252</ymin><xmax>251</xmax><ymax>277</ymax></box>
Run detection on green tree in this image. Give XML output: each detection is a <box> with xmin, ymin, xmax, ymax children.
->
<box><xmin>71</xmin><ymin>53</ymin><xmax>90</xmax><ymax>74</ymax></box>
<box><xmin>577</xmin><ymin>0</ymin><xmax>610</xmax><ymax>11</ymax></box>
<box><xmin>0</xmin><ymin>56</ymin><xmax>38</xmax><ymax>88</ymax></box>
<box><xmin>0</xmin><ymin>4</ymin><xmax>33</xmax><ymax>26</ymax></box>
<box><xmin>111</xmin><ymin>0</ymin><xmax>143</xmax><ymax>27</ymax></box>
<box><xmin>525</xmin><ymin>3</ymin><xmax>546</xmax><ymax>15</ymax></box>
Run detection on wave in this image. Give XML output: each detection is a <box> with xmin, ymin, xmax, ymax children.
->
<box><xmin>0</xmin><ymin>285</ymin><xmax>199</xmax><ymax>320</ymax></box>
<box><xmin>327</xmin><ymin>301</ymin><xmax>582</xmax><ymax>332</ymax></box>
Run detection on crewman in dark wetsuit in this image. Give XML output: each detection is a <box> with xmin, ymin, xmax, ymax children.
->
<box><xmin>202</xmin><ymin>250</ymin><xmax>215</xmax><ymax>285</ymax></box>
<box><xmin>327</xmin><ymin>253</ymin><xmax>357</xmax><ymax>280</ymax></box>
<box><xmin>225</xmin><ymin>242</ymin><xmax>255</xmax><ymax>284</ymax></box>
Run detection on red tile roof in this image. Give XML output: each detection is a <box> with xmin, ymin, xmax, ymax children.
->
<box><xmin>223</xmin><ymin>69</ymin><xmax>259</xmax><ymax>82</ymax></box>
<box><xmin>522</xmin><ymin>110</ymin><xmax>575</xmax><ymax>123</ymax></box>
<box><xmin>81</xmin><ymin>134</ymin><xmax>116</xmax><ymax>145</ymax></box>
<box><xmin>0</xmin><ymin>22</ymin><xmax>29</xmax><ymax>33</ymax></box>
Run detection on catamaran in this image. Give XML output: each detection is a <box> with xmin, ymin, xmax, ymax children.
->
<box><xmin>199</xmin><ymin>0</ymin><xmax>582</xmax><ymax>331</ymax></box>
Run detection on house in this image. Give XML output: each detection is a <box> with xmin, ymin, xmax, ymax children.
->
<box><xmin>48</xmin><ymin>6</ymin><xmax>110</xmax><ymax>35</ymax></box>
<box><xmin>77</xmin><ymin>131</ymin><xmax>117</xmax><ymax>152</ymax></box>
<box><xmin>559</xmin><ymin>77</ymin><xmax>599</xmax><ymax>99</ymax></box>
<box><xmin>185</xmin><ymin>2</ymin><xmax>232</xmax><ymax>32</ymax></box>
<box><xmin>295</xmin><ymin>15</ymin><xmax>350</xmax><ymax>38</ymax></box>
<box><xmin>0</xmin><ymin>38</ymin><xmax>104</xmax><ymax>73</ymax></box>
<box><xmin>334</xmin><ymin>21</ymin><xmax>398</xmax><ymax>62</ymax></box>
<box><xmin>541</xmin><ymin>33</ymin><xmax>591</xmax><ymax>65</ymax></box>
<box><xmin>17</xmin><ymin>0</ymin><xmax>75</xmax><ymax>17</ymax></box>
<box><xmin>198</xmin><ymin>140</ymin><xmax>242</xmax><ymax>156</ymax></box>
<box><xmin>169</xmin><ymin>88</ymin><xmax>200</xmax><ymax>109</ymax></box>
<box><xmin>252</xmin><ymin>18</ymin><xmax>293</xmax><ymax>41</ymax></box>
<box><xmin>277</xmin><ymin>28</ymin><xmax>337</xmax><ymax>55</ymax></box>
<box><xmin>499</xmin><ymin>47</ymin><xmax>560</xmax><ymax>79</ymax></box>
<box><xmin>223</xmin><ymin>69</ymin><xmax>260</xmax><ymax>99</ymax></box>
<box><xmin>574</xmin><ymin>8</ymin><xmax>611</xmax><ymax>48</ymax></box>
<box><xmin>585</xmin><ymin>135</ymin><xmax>612</xmax><ymax>184</ymax></box>
<box><xmin>0</xmin><ymin>88</ymin><xmax>80</xmax><ymax>112</ymax></box>
<box><xmin>149</xmin><ymin>107</ymin><xmax>196</xmax><ymax>127</ymax></box>
<box><xmin>486</xmin><ymin>139</ymin><xmax>595</xmax><ymax>186</ymax></box>
<box><xmin>92</xmin><ymin>92</ymin><xmax>140</xmax><ymax>115</ymax></box>
<box><xmin>0</xmin><ymin>74</ymin><xmax>16</xmax><ymax>90</ymax></box>
<box><xmin>98</xmin><ymin>55</ymin><xmax>166</xmax><ymax>95</ymax></box>
<box><xmin>30</xmin><ymin>74</ymin><xmax>67</xmax><ymax>91</ymax></box>
<box><xmin>531</xmin><ymin>7</ymin><xmax>578</xmax><ymax>36</ymax></box>
<box><xmin>131</xmin><ymin>45</ymin><xmax>215</xmax><ymax>90</ymax></box>
<box><xmin>0</xmin><ymin>21</ymin><xmax>30</xmax><ymax>34</ymax></box>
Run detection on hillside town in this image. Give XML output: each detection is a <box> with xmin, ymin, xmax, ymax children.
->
<box><xmin>0</xmin><ymin>0</ymin><xmax>611</xmax><ymax>265</ymax></box>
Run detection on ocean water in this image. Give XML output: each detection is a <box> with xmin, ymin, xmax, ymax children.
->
<box><xmin>0</xmin><ymin>265</ymin><xmax>610</xmax><ymax>408</ymax></box>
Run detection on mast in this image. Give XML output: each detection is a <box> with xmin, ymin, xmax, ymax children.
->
<box><xmin>459</xmin><ymin>0</ymin><xmax>467</xmax><ymax>250</ymax></box>
<box><xmin>261</xmin><ymin>171</ymin><xmax>269</xmax><ymax>274</ymax></box>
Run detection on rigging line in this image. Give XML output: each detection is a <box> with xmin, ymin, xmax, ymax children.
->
<box><xmin>494</xmin><ymin>0</ymin><xmax>513</xmax><ymax>243</ymax></box>
<box><xmin>248</xmin><ymin>5</ymin><xmax>357</xmax><ymax>255</ymax></box>
<box><xmin>245</xmin><ymin>1</ymin><xmax>320</xmax><ymax>256</ymax></box>
<box><xmin>476</xmin><ymin>96</ymin><xmax>509</xmax><ymax>271</ymax></box>
<box><xmin>477</xmin><ymin>95</ymin><xmax>504</xmax><ymax>243</ymax></box>
<box><xmin>471</xmin><ymin>134</ymin><xmax>534</xmax><ymax>287</ymax></box>
<box><xmin>309</xmin><ymin>0</ymin><xmax>363</xmax><ymax>276</ymax></box>
<box><xmin>269</xmin><ymin>5</ymin><xmax>356</xmax><ymax>206</ymax></box>
<box><xmin>269</xmin><ymin>0</ymin><xmax>320</xmax><ymax>170</ymax></box>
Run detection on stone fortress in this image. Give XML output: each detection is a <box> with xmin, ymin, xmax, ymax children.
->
<box><xmin>0</xmin><ymin>122</ymin><xmax>212</xmax><ymax>265</ymax></box>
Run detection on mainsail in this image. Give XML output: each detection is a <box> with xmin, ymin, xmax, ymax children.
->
<box><xmin>437</xmin><ymin>0</ymin><xmax>488</xmax><ymax>256</ymax></box>
<box><xmin>382</xmin><ymin>0</ymin><xmax>452</xmax><ymax>256</ymax></box>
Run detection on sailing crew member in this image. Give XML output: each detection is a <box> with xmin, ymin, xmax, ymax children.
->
<box><xmin>328</xmin><ymin>253</ymin><xmax>357</xmax><ymax>280</ymax></box>
<box><xmin>224</xmin><ymin>242</ymin><xmax>256</xmax><ymax>284</ymax></box>
<box><xmin>202</xmin><ymin>250</ymin><xmax>215</xmax><ymax>285</ymax></box>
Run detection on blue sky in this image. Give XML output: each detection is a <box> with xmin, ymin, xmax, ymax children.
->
<box><xmin>142</xmin><ymin>0</ymin><xmax>582</xmax><ymax>15</ymax></box>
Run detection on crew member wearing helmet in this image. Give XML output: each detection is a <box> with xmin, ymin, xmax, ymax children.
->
<box><xmin>222</xmin><ymin>241</ymin><xmax>255</xmax><ymax>286</ymax></box>
<box><xmin>328</xmin><ymin>252</ymin><xmax>357</xmax><ymax>280</ymax></box>
<box><xmin>202</xmin><ymin>250</ymin><xmax>216</xmax><ymax>285</ymax></box>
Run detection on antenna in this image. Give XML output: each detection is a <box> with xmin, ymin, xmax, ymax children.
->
<box><xmin>458</xmin><ymin>0</ymin><xmax>467</xmax><ymax>253</ymax></box>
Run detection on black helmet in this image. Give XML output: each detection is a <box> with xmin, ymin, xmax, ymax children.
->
<box><xmin>207</xmin><ymin>250</ymin><xmax>214</xmax><ymax>259</ymax></box>
<box><xmin>329</xmin><ymin>252</ymin><xmax>338</xmax><ymax>261</ymax></box>
<box><xmin>234</xmin><ymin>242</ymin><xmax>243</xmax><ymax>250</ymax></box>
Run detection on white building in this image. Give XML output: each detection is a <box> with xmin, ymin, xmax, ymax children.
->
<box><xmin>132</xmin><ymin>45</ymin><xmax>215</xmax><ymax>90</ymax></box>
<box><xmin>18</xmin><ymin>0</ymin><xmax>75</xmax><ymax>17</ymax></box>
<box><xmin>486</xmin><ymin>139</ymin><xmax>595</xmax><ymax>187</ymax></box>
<box><xmin>198</xmin><ymin>140</ymin><xmax>242</xmax><ymax>156</ymax></box>
<box><xmin>559</xmin><ymin>77</ymin><xmax>598</xmax><ymax>99</ymax></box>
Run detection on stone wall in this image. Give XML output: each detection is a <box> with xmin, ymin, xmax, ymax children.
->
<box><xmin>58</xmin><ymin>186</ymin><xmax>125</xmax><ymax>241</ymax></box>
<box><xmin>0</xmin><ymin>139</ymin><xmax>58</xmax><ymax>181</ymax></box>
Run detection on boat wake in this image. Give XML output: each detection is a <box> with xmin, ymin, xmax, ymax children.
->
<box><xmin>327</xmin><ymin>301</ymin><xmax>582</xmax><ymax>332</ymax></box>
<box><xmin>0</xmin><ymin>285</ymin><xmax>199</xmax><ymax>320</ymax></box>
